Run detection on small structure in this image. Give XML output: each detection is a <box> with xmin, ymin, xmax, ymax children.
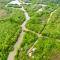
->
<box><xmin>32</xmin><ymin>48</ymin><xmax>36</xmax><ymax>52</ymax></box>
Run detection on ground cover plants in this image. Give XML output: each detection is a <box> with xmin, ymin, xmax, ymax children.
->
<box><xmin>0</xmin><ymin>0</ymin><xmax>60</xmax><ymax>60</ymax></box>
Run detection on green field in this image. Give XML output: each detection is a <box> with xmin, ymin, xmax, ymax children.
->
<box><xmin>0</xmin><ymin>0</ymin><xmax>60</xmax><ymax>60</ymax></box>
<box><xmin>15</xmin><ymin>32</ymin><xmax>38</xmax><ymax>60</ymax></box>
<box><xmin>0</xmin><ymin>0</ymin><xmax>25</xmax><ymax>59</ymax></box>
<box><xmin>15</xmin><ymin>2</ymin><xmax>60</xmax><ymax>60</ymax></box>
<box><xmin>26</xmin><ymin>4</ymin><xmax>59</xmax><ymax>33</ymax></box>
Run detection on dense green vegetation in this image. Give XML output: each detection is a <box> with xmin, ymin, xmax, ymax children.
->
<box><xmin>24</xmin><ymin>0</ymin><xmax>60</xmax><ymax>4</ymax></box>
<box><xmin>23</xmin><ymin>4</ymin><xmax>38</xmax><ymax>16</ymax></box>
<box><xmin>42</xmin><ymin>7</ymin><xmax>60</xmax><ymax>39</ymax></box>
<box><xmin>7</xmin><ymin>4</ymin><xmax>22</xmax><ymax>8</ymax></box>
<box><xmin>0</xmin><ymin>0</ymin><xmax>60</xmax><ymax>60</ymax></box>
<box><xmin>26</xmin><ymin>4</ymin><xmax>59</xmax><ymax>33</ymax></box>
<box><xmin>0</xmin><ymin>8</ymin><xmax>26</xmax><ymax>59</ymax></box>
<box><xmin>0</xmin><ymin>20</ymin><xmax>21</xmax><ymax>60</ymax></box>
<box><xmin>15</xmin><ymin>6</ymin><xmax>60</xmax><ymax>60</ymax></box>
<box><xmin>15</xmin><ymin>32</ymin><xmax>38</xmax><ymax>60</ymax></box>
<box><xmin>0</xmin><ymin>0</ymin><xmax>25</xmax><ymax>59</ymax></box>
<box><xmin>0</xmin><ymin>0</ymin><xmax>13</xmax><ymax>9</ymax></box>
<box><xmin>15</xmin><ymin>1</ymin><xmax>60</xmax><ymax>60</ymax></box>
<box><xmin>32</xmin><ymin>37</ymin><xmax>60</xmax><ymax>60</ymax></box>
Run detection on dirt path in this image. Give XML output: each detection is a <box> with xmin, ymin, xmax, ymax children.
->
<box><xmin>7</xmin><ymin>0</ymin><xmax>58</xmax><ymax>59</ymax></box>
<box><xmin>7</xmin><ymin>0</ymin><xmax>30</xmax><ymax>60</ymax></box>
<box><xmin>27</xmin><ymin>8</ymin><xmax>58</xmax><ymax>57</ymax></box>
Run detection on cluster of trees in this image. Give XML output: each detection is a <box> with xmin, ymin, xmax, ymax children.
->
<box><xmin>0</xmin><ymin>0</ymin><xmax>13</xmax><ymax>9</ymax></box>
<box><xmin>0</xmin><ymin>20</ymin><xmax>21</xmax><ymax>60</ymax></box>
<box><xmin>25</xmin><ymin>0</ymin><xmax>60</xmax><ymax>4</ymax></box>
<box><xmin>23</xmin><ymin>4</ymin><xmax>36</xmax><ymax>17</ymax></box>
<box><xmin>32</xmin><ymin>36</ymin><xmax>60</xmax><ymax>60</ymax></box>
<box><xmin>9</xmin><ymin>8</ymin><xmax>25</xmax><ymax>25</ymax></box>
<box><xmin>14</xmin><ymin>4</ymin><xmax>60</xmax><ymax>60</ymax></box>
<box><xmin>26</xmin><ymin>5</ymin><xmax>58</xmax><ymax>33</ymax></box>
<box><xmin>7</xmin><ymin>4</ymin><xmax>21</xmax><ymax>8</ymax></box>
<box><xmin>0</xmin><ymin>0</ymin><xmax>60</xmax><ymax>60</ymax></box>
<box><xmin>0</xmin><ymin>7</ymin><xmax>25</xmax><ymax>60</ymax></box>
<box><xmin>29</xmin><ymin>7</ymin><xmax>60</xmax><ymax>60</ymax></box>
<box><xmin>42</xmin><ymin>7</ymin><xmax>60</xmax><ymax>39</ymax></box>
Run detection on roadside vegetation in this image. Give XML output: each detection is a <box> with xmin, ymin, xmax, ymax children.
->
<box><xmin>15</xmin><ymin>3</ymin><xmax>60</xmax><ymax>60</ymax></box>
<box><xmin>32</xmin><ymin>37</ymin><xmax>60</xmax><ymax>60</ymax></box>
<box><xmin>0</xmin><ymin>0</ymin><xmax>60</xmax><ymax>60</ymax></box>
<box><xmin>26</xmin><ymin>4</ymin><xmax>59</xmax><ymax>33</ymax></box>
<box><xmin>42</xmin><ymin>7</ymin><xmax>60</xmax><ymax>39</ymax></box>
<box><xmin>0</xmin><ymin>0</ymin><xmax>25</xmax><ymax>59</ymax></box>
<box><xmin>15</xmin><ymin>32</ymin><xmax>38</xmax><ymax>60</ymax></box>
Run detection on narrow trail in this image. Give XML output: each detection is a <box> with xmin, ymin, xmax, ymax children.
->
<box><xmin>7</xmin><ymin>1</ymin><xmax>48</xmax><ymax>59</ymax></box>
<box><xmin>27</xmin><ymin>8</ymin><xmax>58</xmax><ymax>57</ymax></box>
<box><xmin>7</xmin><ymin>1</ymin><xmax>44</xmax><ymax>59</ymax></box>
<box><xmin>7</xmin><ymin>0</ymin><xmax>58</xmax><ymax>59</ymax></box>
<box><xmin>7</xmin><ymin>0</ymin><xmax>30</xmax><ymax>60</ymax></box>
